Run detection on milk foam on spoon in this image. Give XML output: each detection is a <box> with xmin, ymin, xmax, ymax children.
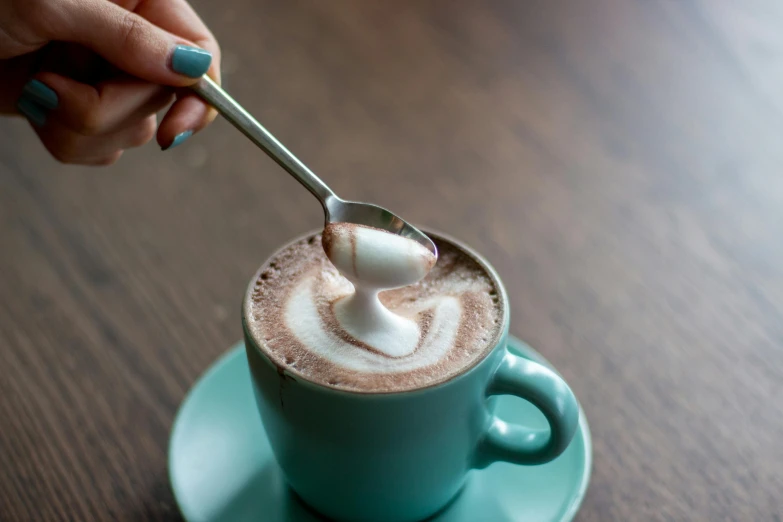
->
<box><xmin>322</xmin><ymin>223</ymin><xmax>437</xmax><ymax>357</ymax></box>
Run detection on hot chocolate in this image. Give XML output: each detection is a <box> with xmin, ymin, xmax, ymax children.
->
<box><xmin>245</xmin><ymin>229</ymin><xmax>503</xmax><ymax>393</ymax></box>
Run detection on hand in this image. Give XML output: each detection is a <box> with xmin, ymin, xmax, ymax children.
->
<box><xmin>0</xmin><ymin>0</ymin><xmax>221</xmax><ymax>165</ymax></box>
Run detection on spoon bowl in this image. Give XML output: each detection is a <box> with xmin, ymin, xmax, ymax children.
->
<box><xmin>325</xmin><ymin>197</ymin><xmax>436</xmax><ymax>256</ymax></box>
<box><xmin>191</xmin><ymin>76</ymin><xmax>436</xmax><ymax>257</ymax></box>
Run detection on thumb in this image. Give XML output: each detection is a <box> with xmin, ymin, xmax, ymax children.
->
<box><xmin>41</xmin><ymin>0</ymin><xmax>212</xmax><ymax>86</ymax></box>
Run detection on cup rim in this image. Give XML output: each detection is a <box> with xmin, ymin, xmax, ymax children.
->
<box><xmin>241</xmin><ymin>227</ymin><xmax>511</xmax><ymax>396</ymax></box>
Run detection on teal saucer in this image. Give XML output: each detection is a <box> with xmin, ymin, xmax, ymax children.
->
<box><xmin>169</xmin><ymin>336</ymin><xmax>592</xmax><ymax>522</ymax></box>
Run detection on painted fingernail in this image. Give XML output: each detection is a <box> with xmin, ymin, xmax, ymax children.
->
<box><xmin>22</xmin><ymin>79</ymin><xmax>58</xmax><ymax>110</ymax></box>
<box><xmin>171</xmin><ymin>45</ymin><xmax>212</xmax><ymax>78</ymax></box>
<box><xmin>16</xmin><ymin>98</ymin><xmax>48</xmax><ymax>127</ymax></box>
<box><xmin>163</xmin><ymin>130</ymin><xmax>193</xmax><ymax>151</ymax></box>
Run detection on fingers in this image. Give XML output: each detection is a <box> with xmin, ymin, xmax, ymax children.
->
<box><xmin>157</xmin><ymin>92</ymin><xmax>215</xmax><ymax>150</ymax></box>
<box><xmin>35</xmin><ymin>114</ymin><xmax>155</xmax><ymax>166</ymax></box>
<box><xmin>16</xmin><ymin>72</ymin><xmax>168</xmax><ymax>165</ymax></box>
<box><xmin>37</xmin><ymin>72</ymin><xmax>173</xmax><ymax>135</ymax></box>
<box><xmin>13</xmin><ymin>0</ymin><xmax>224</xmax><ymax>160</ymax></box>
<box><xmin>32</xmin><ymin>72</ymin><xmax>206</xmax><ymax>152</ymax></box>
<box><xmin>29</xmin><ymin>0</ymin><xmax>213</xmax><ymax>86</ymax></box>
<box><xmin>0</xmin><ymin>53</ymin><xmax>39</xmax><ymax>114</ymax></box>
<box><xmin>133</xmin><ymin>0</ymin><xmax>222</xmax><ymax>148</ymax></box>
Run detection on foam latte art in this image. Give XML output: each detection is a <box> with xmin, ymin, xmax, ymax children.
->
<box><xmin>286</xmin><ymin>280</ymin><xmax>461</xmax><ymax>373</ymax></box>
<box><xmin>247</xmin><ymin>230</ymin><xmax>503</xmax><ymax>393</ymax></box>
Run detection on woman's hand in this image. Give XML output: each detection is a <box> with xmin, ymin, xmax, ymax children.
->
<box><xmin>0</xmin><ymin>0</ymin><xmax>221</xmax><ymax>164</ymax></box>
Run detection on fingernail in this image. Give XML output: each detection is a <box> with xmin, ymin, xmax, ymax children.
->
<box><xmin>16</xmin><ymin>98</ymin><xmax>48</xmax><ymax>127</ymax></box>
<box><xmin>163</xmin><ymin>130</ymin><xmax>193</xmax><ymax>151</ymax></box>
<box><xmin>22</xmin><ymin>79</ymin><xmax>58</xmax><ymax>110</ymax></box>
<box><xmin>171</xmin><ymin>45</ymin><xmax>212</xmax><ymax>78</ymax></box>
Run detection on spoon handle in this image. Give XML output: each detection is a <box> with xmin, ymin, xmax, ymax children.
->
<box><xmin>190</xmin><ymin>75</ymin><xmax>335</xmax><ymax>205</ymax></box>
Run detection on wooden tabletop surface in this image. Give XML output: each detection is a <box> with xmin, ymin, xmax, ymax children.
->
<box><xmin>2</xmin><ymin>1</ymin><xmax>782</xmax><ymax>520</ymax></box>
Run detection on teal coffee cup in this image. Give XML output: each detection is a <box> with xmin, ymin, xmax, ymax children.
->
<box><xmin>242</xmin><ymin>230</ymin><xmax>580</xmax><ymax>522</ymax></box>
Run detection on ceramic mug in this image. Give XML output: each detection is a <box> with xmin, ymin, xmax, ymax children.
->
<box><xmin>242</xmin><ymin>230</ymin><xmax>580</xmax><ymax>522</ymax></box>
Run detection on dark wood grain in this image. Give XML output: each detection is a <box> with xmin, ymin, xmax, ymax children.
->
<box><xmin>2</xmin><ymin>0</ymin><xmax>782</xmax><ymax>520</ymax></box>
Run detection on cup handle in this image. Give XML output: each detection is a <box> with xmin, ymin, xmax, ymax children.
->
<box><xmin>474</xmin><ymin>349</ymin><xmax>580</xmax><ymax>468</ymax></box>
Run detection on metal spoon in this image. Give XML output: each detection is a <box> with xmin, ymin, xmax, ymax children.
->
<box><xmin>190</xmin><ymin>76</ymin><xmax>436</xmax><ymax>256</ymax></box>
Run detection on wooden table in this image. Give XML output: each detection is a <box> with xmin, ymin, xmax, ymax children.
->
<box><xmin>2</xmin><ymin>1</ymin><xmax>782</xmax><ymax>520</ymax></box>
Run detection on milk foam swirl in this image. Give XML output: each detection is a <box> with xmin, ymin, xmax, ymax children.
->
<box><xmin>247</xmin><ymin>232</ymin><xmax>503</xmax><ymax>393</ymax></box>
<box><xmin>322</xmin><ymin>223</ymin><xmax>437</xmax><ymax>358</ymax></box>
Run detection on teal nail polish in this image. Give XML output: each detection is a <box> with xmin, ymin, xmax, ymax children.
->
<box><xmin>16</xmin><ymin>98</ymin><xmax>48</xmax><ymax>127</ymax></box>
<box><xmin>164</xmin><ymin>130</ymin><xmax>193</xmax><ymax>150</ymax></box>
<box><xmin>171</xmin><ymin>45</ymin><xmax>212</xmax><ymax>78</ymax></box>
<box><xmin>22</xmin><ymin>79</ymin><xmax>58</xmax><ymax>110</ymax></box>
